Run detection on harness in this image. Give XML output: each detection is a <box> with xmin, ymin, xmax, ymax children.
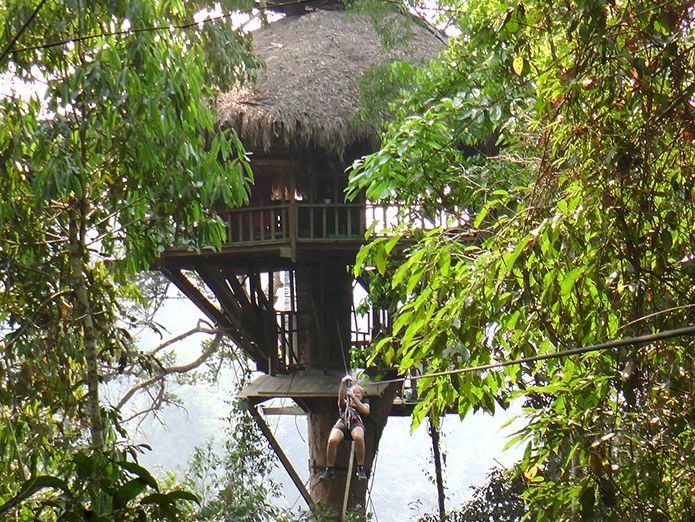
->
<box><xmin>341</xmin><ymin>400</ymin><xmax>357</xmax><ymax>431</ymax></box>
<box><xmin>339</xmin><ymin>386</ymin><xmax>367</xmax><ymax>432</ymax></box>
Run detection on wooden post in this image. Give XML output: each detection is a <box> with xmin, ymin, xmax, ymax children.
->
<box><xmin>341</xmin><ymin>441</ymin><xmax>356</xmax><ymax>521</ymax></box>
<box><xmin>244</xmin><ymin>400</ymin><xmax>317</xmax><ymax>514</ymax></box>
<box><xmin>289</xmin><ymin>199</ymin><xmax>297</xmax><ymax>260</ymax></box>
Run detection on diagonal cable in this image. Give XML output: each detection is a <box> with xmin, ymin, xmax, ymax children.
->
<box><xmin>0</xmin><ymin>0</ymin><xmax>48</xmax><ymax>63</ymax></box>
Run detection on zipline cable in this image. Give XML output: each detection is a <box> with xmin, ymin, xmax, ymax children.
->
<box><xmin>369</xmin><ymin>325</ymin><xmax>695</xmax><ymax>386</ymax></box>
<box><xmin>4</xmin><ymin>0</ymin><xmax>453</xmax><ymax>56</ymax></box>
<box><xmin>0</xmin><ymin>0</ymin><xmax>47</xmax><ymax>63</ymax></box>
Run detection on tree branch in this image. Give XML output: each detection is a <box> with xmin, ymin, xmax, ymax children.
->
<box><xmin>116</xmin><ymin>332</ymin><xmax>224</xmax><ymax>411</ymax></box>
<box><xmin>148</xmin><ymin>320</ymin><xmax>217</xmax><ymax>357</ymax></box>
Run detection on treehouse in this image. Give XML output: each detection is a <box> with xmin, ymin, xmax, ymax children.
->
<box><xmin>158</xmin><ymin>3</ymin><xmax>444</xmax><ymax>514</ymax></box>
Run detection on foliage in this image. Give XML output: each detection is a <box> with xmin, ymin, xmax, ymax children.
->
<box><xmin>0</xmin><ymin>449</ymin><xmax>198</xmax><ymax>521</ymax></box>
<box><xmin>0</xmin><ymin>0</ymin><xmax>257</xmax><ymax>517</ymax></box>
<box><xmin>184</xmin><ymin>400</ymin><xmax>284</xmax><ymax>522</ymax></box>
<box><xmin>419</xmin><ymin>466</ymin><xmax>526</xmax><ymax>522</ymax></box>
<box><xmin>349</xmin><ymin>0</ymin><xmax>695</xmax><ymax>520</ymax></box>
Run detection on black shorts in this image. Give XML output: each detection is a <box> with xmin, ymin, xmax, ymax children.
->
<box><xmin>333</xmin><ymin>418</ymin><xmax>366</xmax><ymax>439</ymax></box>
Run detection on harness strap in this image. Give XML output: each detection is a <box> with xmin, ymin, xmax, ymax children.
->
<box><xmin>341</xmin><ymin>403</ymin><xmax>352</xmax><ymax>431</ymax></box>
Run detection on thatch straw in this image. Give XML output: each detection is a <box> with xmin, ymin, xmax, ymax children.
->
<box><xmin>217</xmin><ymin>9</ymin><xmax>444</xmax><ymax>159</ymax></box>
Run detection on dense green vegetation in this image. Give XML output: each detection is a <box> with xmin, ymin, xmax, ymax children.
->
<box><xmin>0</xmin><ymin>0</ymin><xmax>255</xmax><ymax>518</ymax></box>
<box><xmin>350</xmin><ymin>0</ymin><xmax>694</xmax><ymax>519</ymax></box>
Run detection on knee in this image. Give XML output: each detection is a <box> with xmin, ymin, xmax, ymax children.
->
<box><xmin>351</xmin><ymin>428</ymin><xmax>365</xmax><ymax>443</ymax></box>
<box><xmin>327</xmin><ymin>429</ymin><xmax>343</xmax><ymax>446</ymax></box>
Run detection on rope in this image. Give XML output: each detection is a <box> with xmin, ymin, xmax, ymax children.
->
<box><xmin>366</xmin><ymin>447</ymin><xmax>381</xmax><ymax>522</ymax></box>
<box><xmin>337</xmin><ymin>318</ymin><xmax>350</xmax><ymax>376</ymax></box>
<box><xmin>368</xmin><ymin>325</ymin><xmax>695</xmax><ymax>386</ymax></box>
<box><xmin>336</xmin><ymin>318</ymin><xmax>354</xmax><ymax>430</ymax></box>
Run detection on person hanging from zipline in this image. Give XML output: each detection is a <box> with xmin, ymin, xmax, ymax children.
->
<box><xmin>320</xmin><ymin>375</ymin><xmax>370</xmax><ymax>481</ymax></box>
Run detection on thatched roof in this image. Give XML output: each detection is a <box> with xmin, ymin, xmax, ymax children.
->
<box><xmin>217</xmin><ymin>9</ymin><xmax>444</xmax><ymax>159</ymax></box>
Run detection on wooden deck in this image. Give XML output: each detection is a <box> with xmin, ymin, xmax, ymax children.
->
<box><xmin>238</xmin><ymin>370</ymin><xmax>424</xmax><ymax>417</ymax></box>
<box><xmin>161</xmin><ymin>201</ymin><xmax>473</xmax><ymax>269</ymax></box>
<box><xmin>157</xmin><ymin>202</ymin><xmax>475</xmax><ymax>375</ymax></box>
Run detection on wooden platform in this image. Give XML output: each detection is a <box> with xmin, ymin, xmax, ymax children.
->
<box><xmin>238</xmin><ymin>369</ymin><xmax>423</xmax><ymax>416</ymax></box>
<box><xmin>238</xmin><ymin>369</ymin><xmax>392</xmax><ymax>401</ymax></box>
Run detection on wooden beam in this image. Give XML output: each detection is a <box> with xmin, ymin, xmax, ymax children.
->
<box><xmin>197</xmin><ymin>266</ymin><xmax>243</xmax><ymax>316</ymax></box>
<box><xmin>161</xmin><ymin>267</ymin><xmax>268</xmax><ymax>369</ymax></box>
<box><xmin>244</xmin><ymin>400</ymin><xmax>317</xmax><ymax>514</ymax></box>
<box><xmin>261</xmin><ymin>405</ymin><xmax>305</xmax><ymax>415</ymax></box>
<box><xmin>341</xmin><ymin>442</ymin><xmax>355</xmax><ymax>522</ymax></box>
<box><xmin>250</xmin><ymin>157</ymin><xmax>301</xmax><ymax>170</ymax></box>
<box><xmin>159</xmin><ymin>267</ymin><xmax>227</xmax><ymax>327</ymax></box>
<box><xmin>194</xmin><ymin>266</ymin><xmax>271</xmax><ymax>363</ymax></box>
<box><xmin>221</xmin><ymin>267</ymin><xmax>253</xmax><ymax>309</ymax></box>
<box><xmin>251</xmin><ymin>271</ymin><xmax>272</xmax><ymax>310</ymax></box>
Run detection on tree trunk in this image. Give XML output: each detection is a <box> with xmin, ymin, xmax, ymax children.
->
<box><xmin>306</xmin><ymin>383</ymin><xmax>399</xmax><ymax>516</ymax></box>
<box><xmin>429</xmin><ymin>416</ymin><xmax>446</xmax><ymax>522</ymax></box>
<box><xmin>295</xmin><ymin>263</ymin><xmax>352</xmax><ymax>371</ymax></box>
<box><xmin>68</xmin><ymin>203</ymin><xmax>103</xmax><ymax>450</ymax></box>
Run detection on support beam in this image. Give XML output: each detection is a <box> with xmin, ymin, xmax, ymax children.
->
<box><xmin>159</xmin><ymin>267</ymin><xmax>227</xmax><ymax>327</ymax></box>
<box><xmin>251</xmin><ymin>271</ymin><xmax>272</xmax><ymax>310</ymax></box>
<box><xmin>162</xmin><ymin>266</ymin><xmax>267</xmax><ymax>370</ymax></box>
<box><xmin>198</xmin><ymin>266</ymin><xmax>243</xmax><ymax>316</ymax></box>
<box><xmin>244</xmin><ymin>400</ymin><xmax>317</xmax><ymax>514</ymax></box>
<box><xmin>222</xmin><ymin>267</ymin><xmax>253</xmax><ymax>309</ymax></box>
<box><xmin>341</xmin><ymin>442</ymin><xmax>355</xmax><ymax>522</ymax></box>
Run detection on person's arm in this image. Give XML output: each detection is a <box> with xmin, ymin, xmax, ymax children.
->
<box><xmin>338</xmin><ymin>375</ymin><xmax>352</xmax><ymax>409</ymax></box>
<box><xmin>347</xmin><ymin>393</ymin><xmax>370</xmax><ymax>416</ymax></box>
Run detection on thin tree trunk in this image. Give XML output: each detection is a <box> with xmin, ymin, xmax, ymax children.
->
<box><xmin>69</xmin><ymin>202</ymin><xmax>103</xmax><ymax>450</ymax></box>
<box><xmin>429</xmin><ymin>415</ymin><xmax>446</xmax><ymax>522</ymax></box>
<box><xmin>70</xmin><ymin>11</ymin><xmax>103</xmax><ymax>451</ymax></box>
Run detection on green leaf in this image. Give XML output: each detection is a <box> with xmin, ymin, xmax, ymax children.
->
<box><xmin>141</xmin><ymin>493</ymin><xmax>170</xmax><ymax>505</ymax></box>
<box><xmin>496</xmin><ymin>235</ymin><xmax>532</xmax><ymax>291</ymax></box>
<box><xmin>375</xmin><ymin>244</ymin><xmax>388</xmax><ymax>275</ymax></box>
<box><xmin>24</xmin><ymin>475</ymin><xmax>70</xmax><ymax>495</ymax></box>
<box><xmin>165</xmin><ymin>490</ymin><xmax>200</xmax><ymax>504</ymax></box>
<box><xmin>560</xmin><ymin>266</ymin><xmax>584</xmax><ymax>298</ymax></box>
<box><xmin>0</xmin><ymin>476</ymin><xmax>70</xmax><ymax>517</ymax></box>
<box><xmin>113</xmin><ymin>479</ymin><xmax>147</xmax><ymax>509</ymax></box>
<box><xmin>117</xmin><ymin>461</ymin><xmax>159</xmax><ymax>491</ymax></box>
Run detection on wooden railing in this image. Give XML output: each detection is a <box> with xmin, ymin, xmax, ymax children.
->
<box><xmin>276</xmin><ymin>310</ymin><xmax>300</xmax><ymax>370</ymax></box>
<box><xmin>296</xmin><ymin>203</ymin><xmax>364</xmax><ymax>240</ymax></box>
<box><xmin>224</xmin><ymin>204</ymin><xmax>290</xmax><ymax>243</ymax></box>
<box><xmin>221</xmin><ymin>203</ymin><xmax>470</xmax><ymax>245</ymax></box>
<box><xmin>366</xmin><ymin>205</ymin><xmax>469</xmax><ymax>236</ymax></box>
<box><xmin>221</xmin><ymin>203</ymin><xmax>365</xmax><ymax>245</ymax></box>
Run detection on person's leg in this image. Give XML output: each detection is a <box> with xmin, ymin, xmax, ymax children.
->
<box><xmin>351</xmin><ymin>426</ymin><xmax>368</xmax><ymax>480</ymax></box>
<box><xmin>326</xmin><ymin>426</ymin><xmax>345</xmax><ymax>467</ymax></box>
<box><xmin>320</xmin><ymin>423</ymin><xmax>345</xmax><ymax>479</ymax></box>
<box><xmin>351</xmin><ymin>426</ymin><xmax>365</xmax><ymax>466</ymax></box>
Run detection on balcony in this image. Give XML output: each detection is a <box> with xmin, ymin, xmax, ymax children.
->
<box><xmin>221</xmin><ymin>202</ymin><xmax>470</xmax><ymax>245</ymax></box>
<box><xmin>222</xmin><ymin>202</ymin><xmax>365</xmax><ymax>245</ymax></box>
